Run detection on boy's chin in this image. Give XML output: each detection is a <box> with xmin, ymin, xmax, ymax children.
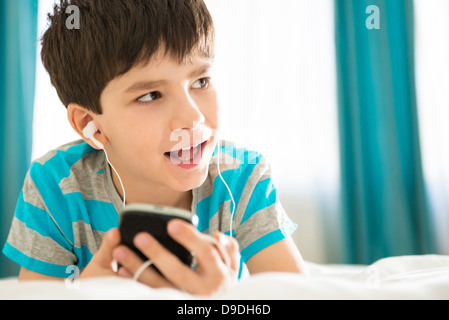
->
<box><xmin>168</xmin><ymin>166</ymin><xmax>209</xmax><ymax>192</ymax></box>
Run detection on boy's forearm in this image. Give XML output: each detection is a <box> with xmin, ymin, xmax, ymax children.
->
<box><xmin>18</xmin><ymin>267</ymin><xmax>63</xmax><ymax>282</ymax></box>
<box><xmin>246</xmin><ymin>237</ymin><xmax>307</xmax><ymax>275</ymax></box>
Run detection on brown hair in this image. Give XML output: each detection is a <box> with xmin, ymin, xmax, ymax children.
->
<box><xmin>41</xmin><ymin>0</ymin><xmax>215</xmax><ymax>114</ymax></box>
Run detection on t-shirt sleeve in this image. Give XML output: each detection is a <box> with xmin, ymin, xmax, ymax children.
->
<box><xmin>2</xmin><ymin>164</ymin><xmax>77</xmax><ymax>278</ymax></box>
<box><xmin>234</xmin><ymin>154</ymin><xmax>297</xmax><ymax>263</ymax></box>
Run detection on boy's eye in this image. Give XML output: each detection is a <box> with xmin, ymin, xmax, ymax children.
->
<box><xmin>192</xmin><ymin>77</ymin><xmax>210</xmax><ymax>89</ymax></box>
<box><xmin>137</xmin><ymin>91</ymin><xmax>161</xmax><ymax>103</ymax></box>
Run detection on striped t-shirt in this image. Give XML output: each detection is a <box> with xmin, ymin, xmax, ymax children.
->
<box><xmin>3</xmin><ymin>140</ymin><xmax>297</xmax><ymax>278</ymax></box>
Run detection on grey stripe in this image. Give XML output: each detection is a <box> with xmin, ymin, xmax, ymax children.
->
<box><xmin>236</xmin><ymin>201</ymin><xmax>289</xmax><ymax>251</ymax></box>
<box><xmin>34</xmin><ymin>139</ymin><xmax>122</xmax><ymax>213</ymax></box>
<box><xmin>200</xmin><ymin>147</ymin><xmax>280</xmax><ymax>253</ymax></box>
<box><xmin>202</xmin><ymin>199</ymin><xmax>233</xmax><ymax>235</ymax></box>
<box><xmin>7</xmin><ymin>218</ymin><xmax>76</xmax><ymax>266</ymax></box>
<box><xmin>192</xmin><ymin>176</ymin><xmax>213</xmax><ymax>215</ymax></box>
<box><xmin>204</xmin><ymin>200</ymin><xmax>290</xmax><ymax>253</ymax></box>
<box><xmin>59</xmin><ymin>150</ymin><xmax>110</xmax><ymax>202</ymax></box>
<box><xmin>192</xmin><ymin>152</ymin><xmax>241</xmax><ymax>216</ymax></box>
<box><xmin>22</xmin><ymin>173</ymin><xmax>74</xmax><ymax>247</ymax></box>
<box><xmin>232</xmin><ymin>157</ymin><xmax>272</xmax><ymax>229</ymax></box>
<box><xmin>205</xmin><ymin>154</ymin><xmax>272</xmax><ymax>230</ymax></box>
<box><xmin>22</xmin><ymin>171</ymin><xmax>49</xmax><ymax>213</ymax></box>
<box><xmin>34</xmin><ymin>140</ymin><xmax>84</xmax><ymax>165</ymax></box>
<box><xmin>58</xmin><ymin>147</ymin><xmax>123</xmax><ymax>214</ymax></box>
<box><xmin>72</xmin><ymin>220</ymin><xmax>104</xmax><ymax>254</ymax></box>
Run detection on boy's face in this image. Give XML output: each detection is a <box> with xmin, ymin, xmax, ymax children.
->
<box><xmin>97</xmin><ymin>50</ymin><xmax>219</xmax><ymax>192</ymax></box>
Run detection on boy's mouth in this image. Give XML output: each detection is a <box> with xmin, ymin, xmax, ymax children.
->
<box><xmin>164</xmin><ymin>140</ymin><xmax>208</xmax><ymax>167</ymax></box>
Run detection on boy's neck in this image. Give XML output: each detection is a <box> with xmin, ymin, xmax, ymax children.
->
<box><xmin>111</xmin><ymin>166</ymin><xmax>193</xmax><ymax>211</ymax></box>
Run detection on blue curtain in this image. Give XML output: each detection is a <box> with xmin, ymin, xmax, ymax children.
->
<box><xmin>0</xmin><ymin>0</ymin><xmax>38</xmax><ymax>278</ymax></box>
<box><xmin>335</xmin><ymin>0</ymin><xmax>436</xmax><ymax>264</ymax></box>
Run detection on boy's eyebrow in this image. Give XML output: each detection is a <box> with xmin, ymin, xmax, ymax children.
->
<box><xmin>188</xmin><ymin>63</ymin><xmax>212</xmax><ymax>79</ymax></box>
<box><xmin>125</xmin><ymin>80</ymin><xmax>167</xmax><ymax>93</ymax></box>
<box><xmin>124</xmin><ymin>63</ymin><xmax>212</xmax><ymax>93</ymax></box>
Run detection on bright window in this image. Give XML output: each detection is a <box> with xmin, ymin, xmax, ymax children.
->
<box><xmin>414</xmin><ymin>0</ymin><xmax>449</xmax><ymax>254</ymax></box>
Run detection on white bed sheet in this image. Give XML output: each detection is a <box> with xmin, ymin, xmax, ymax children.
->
<box><xmin>1</xmin><ymin>255</ymin><xmax>448</xmax><ymax>300</ymax></box>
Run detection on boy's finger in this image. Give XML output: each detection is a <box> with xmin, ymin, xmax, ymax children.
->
<box><xmin>113</xmin><ymin>243</ymin><xmax>175</xmax><ymax>289</ymax></box>
<box><xmin>95</xmin><ymin>228</ymin><xmax>121</xmax><ymax>267</ymax></box>
<box><xmin>167</xmin><ymin>220</ymin><xmax>223</xmax><ymax>270</ymax></box>
<box><xmin>133</xmin><ymin>232</ymin><xmax>199</xmax><ymax>291</ymax></box>
<box><xmin>213</xmin><ymin>232</ymin><xmax>240</xmax><ymax>272</ymax></box>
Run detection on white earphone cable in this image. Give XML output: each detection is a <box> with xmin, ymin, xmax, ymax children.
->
<box><xmin>103</xmin><ymin>149</ymin><xmax>126</xmax><ymax>208</ymax></box>
<box><xmin>84</xmin><ymin>121</ymin><xmax>126</xmax><ymax>208</ymax></box>
<box><xmin>216</xmin><ymin>138</ymin><xmax>236</xmax><ymax>239</ymax></box>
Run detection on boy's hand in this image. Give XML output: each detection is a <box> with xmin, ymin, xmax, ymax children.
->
<box><xmin>80</xmin><ymin>228</ymin><xmax>121</xmax><ymax>279</ymax></box>
<box><xmin>112</xmin><ymin>220</ymin><xmax>240</xmax><ymax>296</ymax></box>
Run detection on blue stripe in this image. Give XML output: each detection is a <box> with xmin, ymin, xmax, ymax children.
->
<box><xmin>64</xmin><ymin>193</ymin><xmax>119</xmax><ymax>233</ymax></box>
<box><xmin>197</xmin><ymin>172</ymin><xmax>231</xmax><ymax>232</ymax></box>
<box><xmin>14</xmin><ymin>192</ymin><xmax>73</xmax><ymax>251</ymax></box>
<box><xmin>196</xmin><ymin>160</ymin><xmax>260</xmax><ymax>232</ymax></box>
<box><xmin>84</xmin><ymin>200</ymin><xmax>119</xmax><ymax>231</ymax></box>
<box><xmin>2</xmin><ymin>242</ymin><xmax>70</xmax><ymax>278</ymax></box>
<box><xmin>28</xmin><ymin>143</ymin><xmax>115</xmax><ymax>245</ymax></box>
<box><xmin>30</xmin><ymin>162</ymin><xmax>75</xmax><ymax>244</ymax></box>
<box><xmin>197</xmin><ymin>145</ymin><xmax>264</xmax><ymax>232</ymax></box>
<box><xmin>74</xmin><ymin>245</ymin><xmax>94</xmax><ymax>270</ymax></box>
<box><xmin>22</xmin><ymin>176</ymin><xmax>118</xmax><ymax>247</ymax></box>
<box><xmin>43</xmin><ymin>143</ymin><xmax>96</xmax><ymax>183</ymax></box>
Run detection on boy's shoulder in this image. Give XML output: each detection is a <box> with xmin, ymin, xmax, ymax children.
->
<box><xmin>33</xmin><ymin>140</ymin><xmax>96</xmax><ymax>166</ymax></box>
<box><xmin>29</xmin><ymin>140</ymin><xmax>109</xmax><ymax>199</ymax></box>
<box><xmin>26</xmin><ymin>139</ymin><xmax>121</xmax><ymax>212</ymax></box>
<box><xmin>209</xmin><ymin>140</ymin><xmax>271</xmax><ymax>181</ymax></box>
<box><xmin>30</xmin><ymin>139</ymin><xmax>103</xmax><ymax>186</ymax></box>
<box><xmin>32</xmin><ymin>139</ymin><xmax>104</xmax><ymax>178</ymax></box>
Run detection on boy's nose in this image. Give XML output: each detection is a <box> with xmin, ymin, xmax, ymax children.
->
<box><xmin>170</xmin><ymin>94</ymin><xmax>206</xmax><ymax>132</ymax></box>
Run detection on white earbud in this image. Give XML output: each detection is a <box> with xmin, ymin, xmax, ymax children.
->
<box><xmin>83</xmin><ymin>121</ymin><xmax>126</xmax><ymax>207</ymax></box>
<box><xmin>83</xmin><ymin>121</ymin><xmax>105</xmax><ymax>150</ymax></box>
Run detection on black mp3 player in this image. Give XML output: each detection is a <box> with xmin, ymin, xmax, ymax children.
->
<box><xmin>118</xmin><ymin>204</ymin><xmax>196</xmax><ymax>273</ymax></box>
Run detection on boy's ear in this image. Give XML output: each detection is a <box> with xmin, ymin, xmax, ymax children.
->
<box><xmin>67</xmin><ymin>103</ymin><xmax>107</xmax><ymax>150</ymax></box>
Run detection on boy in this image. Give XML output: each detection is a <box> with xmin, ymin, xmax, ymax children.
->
<box><xmin>2</xmin><ymin>0</ymin><xmax>305</xmax><ymax>296</ymax></box>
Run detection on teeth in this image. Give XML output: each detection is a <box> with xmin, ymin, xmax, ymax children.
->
<box><xmin>171</xmin><ymin>143</ymin><xmax>201</xmax><ymax>162</ymax></box>
<box><xmin>182</xmin><ymin>143</ymin><xmax>200</xmax><ymax>151</ymax></box>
